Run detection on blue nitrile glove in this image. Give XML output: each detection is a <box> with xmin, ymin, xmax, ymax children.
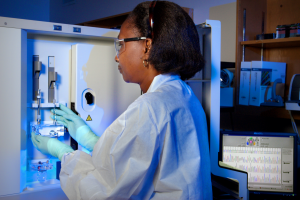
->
<box><xmin>31</xmin><ymin>132</ymin><xmax>74</xmax><ymax>161</ymax></box>
<box><xmin>50</xmin><ymin>104</ymin><xmax>99</xmax><ymax>152</ymax></box>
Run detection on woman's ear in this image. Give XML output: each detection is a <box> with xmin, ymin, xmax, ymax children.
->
<box><xmin>144</xmin><ymin>38</ymin><xmax>152</xmax><ymax>54</ymax></box>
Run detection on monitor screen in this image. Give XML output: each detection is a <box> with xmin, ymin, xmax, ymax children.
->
<box><xmin>221</xmin><ymin>131</ymin><xmax>297</xmax><ymax>194</ymax></box>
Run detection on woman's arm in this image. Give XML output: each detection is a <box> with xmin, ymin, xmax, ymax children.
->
<box><xmin>59</xmin><ymin>100</ymin><xmax>168</xmax><ymax>199</ymax></box>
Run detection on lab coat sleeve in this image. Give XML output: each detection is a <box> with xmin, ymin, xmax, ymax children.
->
<box><xmin>60</xmin><ymin>99</ymin><xmax>166</xmax><ymax>200</ymax></box>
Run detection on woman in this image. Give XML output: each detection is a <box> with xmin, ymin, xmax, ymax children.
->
<box><xmin>31</xmin><ymin>1</ymin><xmax>212</xmax><ymax>199</ymax></box>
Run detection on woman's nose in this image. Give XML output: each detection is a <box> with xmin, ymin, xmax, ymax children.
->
<box><xmin>115</xmin><ymin>54</ymin><xmax>119</xmax><ymax>63</ymax></box>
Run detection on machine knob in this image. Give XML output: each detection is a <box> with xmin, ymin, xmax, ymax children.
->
<box><xmin>85</xmin><ymin>92</ymin><xmax>94</xmax><ymax>105</ymax></box>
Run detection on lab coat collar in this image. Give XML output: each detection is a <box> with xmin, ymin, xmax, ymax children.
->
<box><xmin>147</xmin><ymin>73</ymin><xmax>180</xmax><ymax>93</ymax></box>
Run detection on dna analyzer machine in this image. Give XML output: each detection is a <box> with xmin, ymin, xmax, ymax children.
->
<box><xmin>0</xmin><ymin>17</ymin><xmax>248</xmax><ymax>199</ymax></box>
<box><xmin>0</xmin><ymin>16</ymin><xmax>140</xmax><ymax>198</ymax></box>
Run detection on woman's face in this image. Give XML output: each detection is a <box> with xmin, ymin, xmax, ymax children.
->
<box><xmin>115</xmin><ymin>20</ymin><xmax>147</xmax><ymax>84</ymax></box>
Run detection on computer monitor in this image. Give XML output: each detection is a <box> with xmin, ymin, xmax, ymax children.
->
<box><xmin>220</xmin><ymin>131</ymin><xmax>297</xmax><ymax>195</ymax></box>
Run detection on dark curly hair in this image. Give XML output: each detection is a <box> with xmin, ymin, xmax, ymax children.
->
<box><xmin>127</xmin><ymin>1</ymin><xmax>204</xmax><ymax>80</ymax></box>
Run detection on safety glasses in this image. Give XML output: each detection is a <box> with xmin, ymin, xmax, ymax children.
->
<box><xmin>114</xmin><ymin>37</ymin><xmax>147</xmax><ymax>58</ymax></box>
<box><xmin>115</xmin><ymin>0</ymin><xmax>157</xmax><ymax>58</ymax></box>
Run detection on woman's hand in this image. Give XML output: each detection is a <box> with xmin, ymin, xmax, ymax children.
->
<box><xmin>31</xmin><ymin>132</ymin><xmax>74</xmax><ymax>160</ymax></box>
<box><xmin>51</xmin><ymin>104</ymin><xmax>99</xmax><ymax>151</ymax></box>
<box><xmin>50</xmin><ymin>104</ymin><xmax>88</xmax><ymax>140</ymax></box>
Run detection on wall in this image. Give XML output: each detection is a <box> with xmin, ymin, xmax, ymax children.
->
<box><xmin>209</xmin><ymin>2</ymin><xmax>236</xmax><ymax>62</ymax></box>
<box><xmin>0</xmin><ymin>0</ymin><xmax>237</xmax><ymax>27</ymax></box>
<box><xmin>50</xmin><ymin>0</ymin><xmax>236</xmax><ymax>25</ymax></box>
<box><xmin>0</xmin><ymin>0</ymin><xmax>50</xmax><ymax>22</ymax></box>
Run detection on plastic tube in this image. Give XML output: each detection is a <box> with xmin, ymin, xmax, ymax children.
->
<box><xmin>53</xmin><ymin>82</ymin><xmax>56</xmax><ymax>125</ymax></box>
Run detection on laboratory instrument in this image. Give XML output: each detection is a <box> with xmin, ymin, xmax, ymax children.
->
<box><xmin>0</xmin><ymin>16</ymin><xmax>139</xmax><ymax>198</ymax></box>
<box><xmin>0</xmin><ymin>16</ymin><xmax>247</xmax><ymax>200</ymax></box>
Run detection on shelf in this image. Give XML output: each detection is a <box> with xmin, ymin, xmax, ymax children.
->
<box><xmin>185</xmin><ymin>79</ymin><xmax>211</xmax><ymax>83</ymax></box>
<box><xmin>77</xmin><ymin>12</ymin><xmax>130</xmax><ymax>29</ymax></box>
<box><xmin>241</xmin><ymin>37</ymin><xmax>300</xmax><ymax>48</ymax></box>
<box><xmin>234</xmin><ymin>104</ymin><xmax>300</xmax><ymax>120</ymax></box>
<box><xmin>227</xmin><ymin>0</ymin><xmax>300</xmax><ymax>132</ymax></box>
